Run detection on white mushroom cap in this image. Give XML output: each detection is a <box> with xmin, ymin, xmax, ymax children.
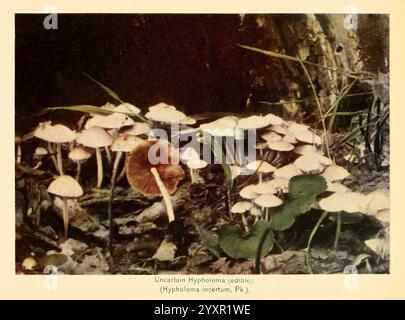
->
<box><xmin>294</xmin><ymin>129</ymin><xmax>322</xmax><ymax>145</ymax></box>
<box><xmin>111</xmin><ymin>135</ymin><xmax>144</xmax><ymax>152</ymax></box>
<box><xmin>122</xmin><ymin>122</ymin><xmax>152</xmax><ymax>136</ymax></box>
<box><xmin>245</xmin><ymin>160</ymin><xmax>276</xmax><ymax>173</ymax></box>
<box><xmin>34</xmin><ymin>122</ymin><xmax>76</xmax><ymax>143</ymax></box>
<box><xmin>250</xmin><ymin>207</ymin><xmax>262</xmax><ymax>217</ymax></box>
<box><xmin>22</xmin><ymin>257</ymin><xmax>37</xmax><ymax>270</ymax></box>
<box><xmin>180</xmin><ymin>147</ymin><xmax>200</xmax><ymax>161</ymax></box>
<box><xmin>267</xmin><ymin>140</ymin><xmax>294</xmax><ymax>152</ymax></box>
<box><xmin>237</xmin><ymin>115</ymin><xmax>271</xmax><ymax>130</ymax></box>
<box><xmin>322</xmin><ymin>165</ymin><xmax>350</xmax><ymax>182</ymax></box>
<box><xmin>240</xmin><ymin>184</ymin><xmax>259</xmax><ymax>199</ymax></box>
<box><xmin>33</xmin><ymin>147</ymin><xmax>48</xmax><ymax>158</ymax></box>
<box><xmin>148</xmin><ymin>102</ymin><xmax>176</xmax><ymax>112</ymax></box>
<box><xmin>273</xmin><ymin>164</ymin><xmax>302</xmax><ymax>179</ymax></box>
<box><xmin>180</xmin><ymin>117</ymin><xmax>197</xmax><ymax>125</ymax></box>
<box><xmin>251</xmin><ymin>182</ymin><xmax>277</xmax><ymax>194</ymax></box>
<box><xmin>266</xmin><ymin>178</ymin><xmax>289</xmax><ymax>193</ymax></box>
<box><xmin>231</xmin><ymin>201</ymin><xmax>254</xmax><ymax>213</ymax></box>
<box><xmin>47</xmin><ymin>175</ymin><xmax>83</xmax><ymax>198</ymax></box>
<box><xmin>326</xmin><ymin>181</ymin><xmax>351</xmax><ymax>193</ymax></box>
<box><xmin>264</xmin><ymin>113</ymin><xmax>284</xmax><ymax>125</ymax></box>
<box><xmin>114</xmin><ymin>102</ymin><xmax>141</xmax><ymax>115</ymax></box>
<box><xmin>294</xmin><ymin>154</ymin><xmax>323</xmax><ymax>173</ymax></box>
<box><xmin>85</xmin><ymin>113</ymin><xmax>134</xmax><ymax>129</ymax></box>
<box><xmin>269</xmin><ymin>124</ymin><xmax>288</xmax><ymax>135</ymax></box>
<box><xmin>145</xmin><ymin>103</ymin><xmax>186</xmax><ymax>123</ymax></box>
<box><xmin>374</xmin><ymin>209</ymin><xmax>389</xmax><ymax>223</ymax></box>
<box><xmin>282</xmin><ymin>132</ymin><xmax>298</xmax><ymax>144</ymax></box>
<box><xmin>294</xmin><ymin>144</ymin><xmax>321</xmax><ymax>155</ymax></box>
<box><xmin>316</xmin><ymin>154</ymin><xmax>333</xmax><ymax>166</ymax></box>
<box><xmin>319</xmin><ymin>192</ymin><xmax>366</xmax><ymax>213</ymax></box>
<box><xmin>76</xmin><ymin>126</ymin><xmax>113</xmax><ymax>148</ymax></box>
<box><xmin>254</xmin><ymin>194</ymin><xmax>282</xmax><ymax>208</ymax></box>
<box><xmin>287</xmin><ymin>122</ymin><xmax>310</xmax><ymax>133</ymax></box>
<box><xmin>261</xmin><ymin>131</ymin><xmax>282</xmax><ymax>142</ymax></box>
<box><xmin>199</xmin><ymin>116</ymin><xmax>238</xmax><ymax>137</ymax></box>
<box><xmin>363</xmin><ymin>189</ymin><xmax>390</xmax><ymax>214</ymax></box>
<box><xmin>100</xmin><ymin>102</ymin><xmax>116</xmax><ymax>111</ymax></box>
<box><xmin>187</xmin><ymin>159</ymin><xmax>208</xmax><ymax>170</ymax></box>
<box><xmin>68</xmin><ymin>146</ymin><xmax>91</xmax><ymax>161</ymax></box>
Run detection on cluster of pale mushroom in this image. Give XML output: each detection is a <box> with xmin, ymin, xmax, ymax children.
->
<box><xmin>31</xmin><ymin>102</ymin><xmax>153</xmax><ymax>239</ymax></box>
<box><xmin>225</xmin><ymin>114</ymin><xmax>382</xmax><ymax>228</ymax></box>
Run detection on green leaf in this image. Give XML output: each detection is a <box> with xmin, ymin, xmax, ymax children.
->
<box><xmin>270</xmin><ymin>174</ymin><xmax>327</xmax><ymax>231</ymax></box>
<box><xmin>288</xmin><ymin>174</ymin><xmax>327</xmax><ymax>198</ymax></box>
<box><xmin>198</xmin><ymin>226</ymin><xmax>221</xmax><ymax>258</ymax></box>
<box><xmin>38</xmin><ymin>254</ymin><xmax>68</xmax><ymax>267</ymax></box>
<box><xmin>219</xmin><ymin>220</ymin><xmax>273</xmax><ymax>259</ymax></box>
<box><xmin>40</xmin><ymin>105</ymin><xmax>115</xmax><ymax>117</ymax></box>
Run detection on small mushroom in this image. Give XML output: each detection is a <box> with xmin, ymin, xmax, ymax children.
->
<box><xmin>239</xmin><ymin>184</ymin><xmax>259</xmax><ymax>200</ymax></box>
<box><xmin>34</xmin><ymin>122</ymin><xmax>76</xmax><ymax>175</ymax></box>
<box><xmin>126</xmin><ymin>140</ymin><xmax>185</xmax><ymax>222</ymax></box>
<box><xmin>321</xmin><ymin>164</ymin><xmax>350</xmax><ymax>182</ymax></box>
<box><xmin>186</xmin><ymin>159</ymin><xmax>207</xmax><ymax>183</ymax></box>
<box><xmin>254</xmin><ymin>194</ymin><xmax>282</xmax><ymax>220</ymax></box>
<box><xmin>231</xmin><ymin>201</ymin><xmax>253</xmax><ymax>232</ymax></box>
<box><xmin>76</xmin><ymin>126</ymin><xmax>113</xmax><ymax>188</ymax></box>
<box><xmin>245</xmin><ymin>160</ymin><xmax>276</xmax><ymax>183</ymax></box>
<box><xmin>319</xmin><ymin>192</ymin><xmax>366</xmax><ymax>213</ymax></box>
<box><xmin>47</xmin><ymin>175</ymin><xmax>83</xmax><ymax>238</ymax></box>
<box><xmin>293</xmin><ymin>129</ymin><xmax>322</xmax><ymax>145</ymax></box>
<box><xmin>236</xmin><ymin>115</ymin><xmax>271</xmax><ymax>130</ymax></box>
<box><xmin>32</xmin><ymin>147</ymin><xmax>48</xmax><ymax>169</ymax></box>
<box><xmin>110</xmin><ymin>134</ymin><xmax>144</xmax><ymax>185</ymax></box>
<box><xmin>294</xmin><ymin>154</ymin><xmax>324</xmax><ymax>173</ymax></box>
<box><xmin>68</xmin><ymin>146</ymin><xmax>91</xmax><ymax>181</ymax></box>
<box><xmin>22</xmin><ymin>257</ymin><xmax>37</xmax><ymax>271</ymax></box>
<box><xmin>273</xmin><ymin>164</ymin><xmax>302</xmax><ymax>180</ymax></box>
<box><xmin>145</xmin><ymin>102</ymin><xmax>187</xmax><ymax>123</ymax></box>
<box><xmin>122</xmin><ymin>122</ymin><xmax>152</xmax><ymax>136</ymax></box>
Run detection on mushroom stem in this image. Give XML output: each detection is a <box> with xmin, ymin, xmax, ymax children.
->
<box><xmin>116</xmin><ymin>153</ymin><xmax>128</xmax><ymax>183</ymax></box>
<box><xmin>189</xmin><ymin>168</ymin><xmax>195</xmax><ymax>183</ymax></box>
<box><xmin>241</xmin><ymin>212</ymin><xmax>250</xmax><ymax>232</ymax></box>
<box><xmin>150</xmin><ymin>167</ymin><xmax>175</xmax><ymax>222</ymax></box>
<box><xmin>96</xmin><ymin>147</ymin><xmax>103</xmax><ymax>188</ymax></box>
<box><xmin>16</xmin><ymin>144</ymin><xmax>22</xmax><ymax>164</ymax></box>
<box><xmin>259</xmin><ymin>172</ymin><xmax>263</xmax><ymax>184</ymax></box>
<box><xmin>62</xmin><ymin>197</ymin><xmax>69</xmax><ymax>238</ymax></box>
<box><xmin>75</xmin><ymin>162</ymin><xmax>81</xmax><ymax>181</ymax></box>
<box><xmin>265</xmin><ymin>208</ymin><xmax>269</xmax><ymax>221</ymax></box>
<box><xmin>107</xmin><ymin>151</ymin><xmax>122</xmax><ymax>259</ymax></box>
<box><xmin>105</xmin><ymin>147</ymin><xmax>112</xmax><ymax>165</ymax></box>
<box><xmin>111</xmin><ymin>152</ymin><xmax>123</xmax><ymax>185</ymax></box>
<box><xmin>56</xmin><ymin>143</ymin><xmax>64</xmax><ymax>175</ymax></box>
<box><xmin>47</xmin><ymin>142</ymin><xmax>59</xmax><ymax>172</ymax></box>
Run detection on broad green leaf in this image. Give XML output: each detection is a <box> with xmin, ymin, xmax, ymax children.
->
<box><xmin>270</xmin><ymin>174</ymin><xmax>327</xmax><ymax>231</ymax></box>
<box><xmin>198</xmin><ymin>226</ymin><xmax>221</xmax><ymax>258</ymax></box>
<box><xmin>39</xmin><ymin>254</ymin><xmax>68</xmax><ymax>267</ymax></box>
<box><xmin>288</xmin><ymin>174</ymin><xmax>327</xmax><ymax>198</ymax></box>
<box><xmin>219</xmin><ymin>220</ymin><xmax>273</xmax><ymax>259</ymax></box>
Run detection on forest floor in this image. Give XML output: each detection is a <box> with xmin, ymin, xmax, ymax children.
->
<box><xmin>15</xmin><ymin>130</ymin><xmax>389</xmax><ymax>275</ymax></box>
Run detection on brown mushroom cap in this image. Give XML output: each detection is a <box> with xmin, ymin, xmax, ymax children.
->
<box><xmin>126</xmin><ymin>140</ymin><xmax>185</xmax><ymax>196</ymax></box>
